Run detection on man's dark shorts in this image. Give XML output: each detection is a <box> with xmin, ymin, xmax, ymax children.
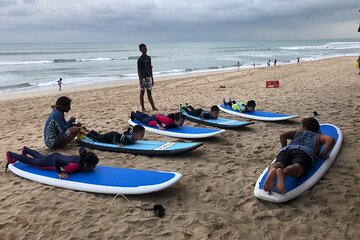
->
<box><xmin>52</xmin><ymin>129</ymin><xmax>71</xmax><ymax>149</ymax></box>
<box><xmin>275</xmin><ymin>149</ymin><xmax>314</xmax><ymax>176</ymax></box>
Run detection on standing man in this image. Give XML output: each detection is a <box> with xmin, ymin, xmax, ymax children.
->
<box><xmin>137</xmin><ymin>43</ymin><xmax>158</xmax><ymax>112</ymax></box>
<box><xmin>57</xmin><ymin>78</ymin><xmax>63</xmax><ymax>91</ymax></box>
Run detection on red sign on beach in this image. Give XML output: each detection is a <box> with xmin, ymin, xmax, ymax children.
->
<box><xmin>266</xmin><ymin>81</ymin><xmax>280</xmax><ymax>88</ymax></box>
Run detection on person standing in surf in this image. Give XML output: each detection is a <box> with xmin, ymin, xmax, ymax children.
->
<box><xmin>57</xmin><ymin>78</ymin><xmax>63</xmax><ymax>91</ymax></box>
<box><xmin>263</xmin><ymin>117</ymin><xmax>335</xmax><ymax>194</ymax></box>
<box><xmin>137</xmin><ymin>43</ymin><xmax>158</xmax><ymax>112</ymax></box>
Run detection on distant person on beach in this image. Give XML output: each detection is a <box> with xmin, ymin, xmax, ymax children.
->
<box><xmin>180</xmin><ymin>103</ymin><xmax>219</xmax><ymax>119</ymax></box>
<box><xmin>44</xmin><ymin>96</ymin><xmax>81</xmax><ymax>149</ymax></box>
<box><xmin>274</xmin><ymin>59</ymin><xmax>277</xmax><ymax>66</ymax></box>
<box><xmin>253</xmin><ymin>63</ymin><xmax>256</xmax><ymax>67</ymax></box>
<box><xmin>131</xmin><ymin>111</ymin><xmax>185</xmax><ymax>130</ymax></box>
<box><xmin>57</xmin><ymin>78</ymin><xmax>62</xmax><ymax>91</ymax></box>
<box><xmin>6</xmin><ymin>147</ymin><xmax>99</xmax><ymax>179</ymax></box>
<box><xmin>297</xmin><ymin>57</ymin><xmax>300</xmax><ymax>63</ymax></box>
<box><xmin>267</xmin><ymin>60</ymin><xmax>271</xmax><ymax>66</ymax></box>
<box><xmin>263</xmin><ymin>117</ymin><xmax>335</xmax><ymax>194</ymax></box>
<box><xmin>237</xmin><ymin>61</ymin><xmax>240</xmax><ymax>69</ymax></box>
<box><xmin>224</xmin><ymin>98</ymin><xmax>256</xmax><ymax>112</ymax></box>
<box><xmin>357</xmin><ymin>56</ymin><xmax>360</xmax><ymax>75</ymax></box>
<box><xmin>79</xmin><ymin>125</ymin><xmax>145</xmax><ymax>147</ymax></box>
<box><xmin>137</xmin><ymin>43</ymin><xmax>158</xmax><ymax>112</ymax></box>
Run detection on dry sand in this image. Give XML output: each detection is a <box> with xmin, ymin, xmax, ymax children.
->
<box><xmin>0</xmin><ymin>57</ymin><xmax>359</xmax><ymax>240</ymax></box>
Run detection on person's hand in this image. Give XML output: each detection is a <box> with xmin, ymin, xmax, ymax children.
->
<box><xmin>75</xmin><ymin>122</ymin><xmax>82</xmax><ymax>127</ymax></box>
<box><xmin>69</xmin><ymin>116</ymin><xmax>76</xmax><ymax>122</ymax></box>
<box><xmin>58</xmin><ymin>172</ymin><xmax>69</xmax><ymax>179</ymax></box>
<box><xmin>151</xmin><ymin>80</ymin><xmax>154</xmax><ymax>86</ymax></box>
<box><xmin>118</xmin><ymin>143</ymin><xmax>125</xmax><ymax>147</ymax></box>
<box><xmin>319</xmin><ymin>152</ymin><xmax>329</xmax><ymax>160</ymax></box>
<box><xmin>158</xmin><ymin>125</ymin><xmax>165</xmax><ymax>130</ymax></box>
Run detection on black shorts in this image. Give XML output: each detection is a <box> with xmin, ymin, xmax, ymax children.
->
<box><xmin>275</xmin><ymin>149</ymin><xmax>314</xmax><ymax>176</ymax></box>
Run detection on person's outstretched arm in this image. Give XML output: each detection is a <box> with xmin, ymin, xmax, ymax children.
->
<box><xmin>319</xmin><ymin>135</ymin><xmax>335</xmax><ymax>159</ymax></box>
<box><xmin>279</xmin><ymin>131</ymin><xmax>297</xmax><ymax>147</ymax></box>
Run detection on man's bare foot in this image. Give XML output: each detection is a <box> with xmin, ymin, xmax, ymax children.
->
<box><xmin>142</xmin><ymin>108</ymin><xmax>146</xmax><ymax>112</ymax></box>
<box><xmin>276</xmin><ymin>168</ymin><xmax>286</xmax><ymax>194</ymax></box>
<box><xmin>263</xmin><ymin>168</ymin><xmax>276</xmax><ymax>192</ymax></box>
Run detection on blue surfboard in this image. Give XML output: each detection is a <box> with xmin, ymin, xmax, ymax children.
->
<box><xmin>218</xmin><ymin>102</ymin><xmax>298</xmax><ymax>121</ymax></box>
<box><xmin>8</xmin><ymin>162</ymin><xmax>182</xmax><ymax>195</ymax></box>
<box><xmin>77</xmin><ymin>137</ymin><xmax>202</xmax><ymax>156</ymax></box>
<box><xmin>182</xmin><ymin>111</ymin><xmax>254</xmax><ymax>129</ymax></box>
<box><xmin>254</xmin><ymin>123</ymin><xmax>342</xmax><ymax>203</ymax></box>
<box><xmin>128</xmin><ymin>119</ymin><xmax>225</xmax><ymax>139</ymax></box>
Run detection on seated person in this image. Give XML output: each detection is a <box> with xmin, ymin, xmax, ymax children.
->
<box><xmin>131</xmin><ymin>111</ymin><xmax>185</xmax><ymax>130</ymax></box>
<box><xmin>6</xmin><ymin>147</ymin><xmax>99</xmax><ymax>179</ymax></box>
<box><xmin>180</xmin><ymin>103</ymin><xmax>219</xmax><ymax>120</ymax></box>
<box><xmin>263</xmin><ymin>117</ymin><xmax>335</xmax><ymax>194</ymax></box>
<box><xmin>79</xmin><ymin>125</ymin><xmax>145</xmax><ymax>147</ymax></box>
<box><xmin>224</xmin><ymin>98</ymin><xmax>256</xmax><ymax>112</ymax></box>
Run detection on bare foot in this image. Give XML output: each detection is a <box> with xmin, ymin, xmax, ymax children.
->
<box><xmin>142</xmin><ymin>108</ymin><xmax>147</xmax><ymax>112</ymax></box>
<box><xmin>152</xmin><ymin>108</ymin><xmax>158</xmax><ymax>111</ymax></box>
<box><xmin>276</xmin><ymin>168</ymin><xmax>286</xmax><ymax>194</ymax></box>
<box><xmin>263</xmin><ymin>168</ymin><xmax>276</xmax><ymax>192</ymax></box>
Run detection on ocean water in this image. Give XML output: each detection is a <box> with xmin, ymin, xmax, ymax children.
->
<box><xmin>0</xmin><ymin>39</ymin><xmax>359</xmax><ymax>94</ymax></box>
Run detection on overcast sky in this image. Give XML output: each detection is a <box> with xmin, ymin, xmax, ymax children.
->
<box><xmin>0</xmin><ymin>0</ymin><xmax>359</xmax><ymax>43</ymax></box>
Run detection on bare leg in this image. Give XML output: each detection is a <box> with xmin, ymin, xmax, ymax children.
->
<box><xmin>263</xmin><ymin>162</ymin><xmax>285</xmax><ymax>192</ymax></box>
<box><xmin>62</xmin><ymin>126</ymin><xmax>79</xmax><ymax>147</ymax></box>
<box><xmin>277</xmin><ymin>163</ymin><xmax>304</xmax><ymax>194</ymax></box>
<box><xmin>146</xmin><ymin>90</ymin><xmax>158</xmax><ymax>111</ymax></box>
<box><xmin>140</xmin><ymin>89</ymin><xmax>146</xmax><ymax>112</ymax></box>
<box><xmin>276</xmin><ymin>169</ymin><xmax>286</xmax><ymax>194</ymax></box>
<box><xmin>263</xmin><ymin>168</ymin><xmax>276</xmax><ymax>192</ymax></box>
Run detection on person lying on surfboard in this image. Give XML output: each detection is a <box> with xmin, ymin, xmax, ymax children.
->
<box><xmin>263</xmin><ymin>117</ymin><xmax>335</xmax><ymax>194</ymax></box>
<box><xmin>224</xmin><ymin>98</ymin><xmax>256</xmax><ymax>112</ymax></box>
<box><xmin>131</xmin><ymin>111</ymin><xmax>185</xmax><ymax>130</ymax></box>
<box><xmin>179</xmin><ymin>103</ymin><xmax>219</xmax><ymax>120</ymax></box>
<box><xmin>79</xmin><ymin>125</ymin><xmax>145</xmax><ymax>147</ymax></box>
<box><xmin>6</xmin><ymin>147</ymin><xmax>99</xmax><ymax>179</ymax></box>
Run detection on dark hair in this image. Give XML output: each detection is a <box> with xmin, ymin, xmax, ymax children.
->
<box><xmin>210</xmin><ymin>105</ymin><xmax>220</xmax><ymax>112</ymax></box>
<box><xmin>79</xmin><ymin>147</ymin><xmax>99</xmax><ymax>172</ymax></box>
<box><xmin>133</xmin><ymin>125</ymin><xmax>145</xmax><ymax>134</ymax></box>
<box><xmin>139</xmin><ymin>43</ymin><xmax>146</xmax><ymax>51</ymax></box>
<box><xmin>247</xmin><ymin>100</ymin><xmax>256</xmax><ymax>107</ymax></box>
<box><xmin>302</xmin><ymin>117</ymin><xmax>320</xmax><ymax>132</ymax></box>
<box><xmin>52</xmin><ymin>96</ymin><xmax>71</xmax><ymax>109</ymax></box>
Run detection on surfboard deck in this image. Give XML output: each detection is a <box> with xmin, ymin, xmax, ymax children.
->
<box><xmin>218</xmin><ymin>103</ymin><xmax>298</xmax><ymax>121</ymax></box>
<box><xmin>182</xmin><ymin>112</ymin><xmax>254</xmax><ymax>129</ymax></box>
<box><xmin>8</xmin><ymin>162</ymin><xmax>182</xmax><ymax>195</ymax></box>
<box><xmin>77</xmin><ymin>137</ymin><xmax>202</xmax><ymax>156</ymax></box>
<box><xmin>128</xmin><ymin>119</ymin><xmax>225</xmax><ymax>139</ymax></box>
<box><xmin>254</xmin><ymin>123</ymin><xmax>342</xmax><ymax>203</ymax></box>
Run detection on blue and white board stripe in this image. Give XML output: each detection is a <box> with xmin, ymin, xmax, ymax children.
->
<box><xmin>8</xmin><ymin>162</ymin><xmax>182</xmax><ymax>195</ymax></box>
<box><xmin>254</xmin><ymin>123</ymin><xmax>342</xmax><ymax>203</ymax></box>
<box><xmin>218</xmin><ymin>103</ymin><xmax>298</xmax><ymax>121</ymax></box>
<box><xmin>78</xmin><ymin>137</ymin><xmax>202</xmax><ymax>156</ymax></box>
<box><xmin>182</xmin><ymin>112</ymin><xmax>254</xmax><ymax>129</ymax></box>
<box><xmin>128</xmin><ymin>119</ymin><xmax>225</xmax><ymax>139</ymax></box>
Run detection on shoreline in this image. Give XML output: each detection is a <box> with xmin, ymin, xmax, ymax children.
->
<box><xmin>0</xmin><ymin>55</ymin><xmax>355</xmax><ymax>101</ymax></box>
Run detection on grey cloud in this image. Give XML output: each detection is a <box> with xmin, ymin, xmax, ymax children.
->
<box><xmin>0</xmin><ymin>0</ymin><xmax>359</xmax><ymax>42</ymax></box>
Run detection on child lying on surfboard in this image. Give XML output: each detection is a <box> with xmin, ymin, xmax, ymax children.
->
<box><xmin>6</xmin><ymin>147</ymin><xmax>99</xmax><ymax>179</ymax></box>
<box><xmin>263</xmin><ymin>117</ymin><xmax>335</xmax><ymax>194</ymax></box>
<box><xmin>79</xmin><ymin>125</ymin><xmax>145</xmax><ymax>147</ymax></box>
<box><xmin>179</xmin><ymin>103</ymin><xmax>219</xmax><ymax>120</ymax></box>
<box><xmin>224</xmin><ymin>98</ymin><xmax>256</xmax><ymax>112</ymax></box>
<box><xmin>131</xmin><ymin>111</ymin><xmax>185</xmax><ymax>130</ymax></box>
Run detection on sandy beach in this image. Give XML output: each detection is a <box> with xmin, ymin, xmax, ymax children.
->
<box><xmin>0</xmin><ymin>57</ymin><xmax>359</xmax><ymax>239</ymax></box>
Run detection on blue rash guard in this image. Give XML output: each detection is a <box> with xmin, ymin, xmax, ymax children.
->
<box><xmin>44</xmin><ymin>109</ymin><xmax>74</xmax><ymax>148</ymax></box>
